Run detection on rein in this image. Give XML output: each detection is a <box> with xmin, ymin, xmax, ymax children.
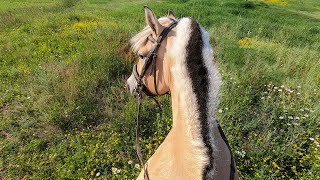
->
<box><xmin>133</xmin><ymin>20</ymin><xmax>178</xmax><ymax>180</ymax></box>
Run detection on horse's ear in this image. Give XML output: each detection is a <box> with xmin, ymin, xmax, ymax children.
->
<box><xmin>167</xmin><ymin>10</ymin><xmax>175</xmax><ymax>19</ymax></box>
<box><xmin>144</xmin><ymin>6</ymin><xmax>163</xmax><ymax>36</ymax></box>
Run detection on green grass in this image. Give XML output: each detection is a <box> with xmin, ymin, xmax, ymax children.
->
<box><xmin>0</xmin><ymin>0</ymin><xmax>319</xmax><ymax>179</ymax></box>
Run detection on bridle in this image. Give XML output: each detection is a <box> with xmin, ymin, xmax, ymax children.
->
<box><xmin>131</xmin><ymin>20</ymin><xmax>178</xmax><ymax>180</ymax></box>
<box><xmin>132</xmin><ymin>20</ymin><xmax>178</xmax><ymax>99</ymax></box>
<box><xmin>130</xmin><ymin>19</ymin><xmax>236</xmax><ymax>180</ymax></box>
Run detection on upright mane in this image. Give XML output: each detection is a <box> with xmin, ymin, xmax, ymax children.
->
<box><xmin>170</xmin><ymin>17</ymin><xmax>222</xmax><ymax>179</ymax></box>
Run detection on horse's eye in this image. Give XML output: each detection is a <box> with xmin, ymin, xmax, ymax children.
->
<box><xmin>139</xmin><ymin>54</ymin><xmax>144</xmax><ymax>59</ymax></box>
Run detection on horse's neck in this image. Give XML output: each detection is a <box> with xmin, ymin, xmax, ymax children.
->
<box><xmin>160</xmin><ymin>17</ymin><xmax>222</xmax><ymax>178</ymax></box>
<box><xmin>164</xmin><ymin>82</ymin><xmax>216</xmax><ymax>178</ymax></box>
<box><xmin>170</xmin><ymin>86</ymin><xmax>216</xmax><ymax>147</ymax></box>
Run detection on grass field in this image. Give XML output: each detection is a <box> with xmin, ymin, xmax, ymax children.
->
<box><xmin>0</xmin><ymin>0</ymin><xmax>319</xmax><ymax>179</ymax></box>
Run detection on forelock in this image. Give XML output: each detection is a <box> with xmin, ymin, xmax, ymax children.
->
<box><xmin>130</xmin><ymin>17</ymin><xmax>175</xmax><ymax>53</ymax></box>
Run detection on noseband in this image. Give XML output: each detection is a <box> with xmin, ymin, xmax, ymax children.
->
<box><xmin>131</xmin><ymin>20</ymin><xmax>177</xmax><ymax>180</ymax></box>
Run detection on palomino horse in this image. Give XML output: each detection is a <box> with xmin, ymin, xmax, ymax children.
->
<box><xmin>126</xmin><ymin>6</ymin><xmax>239</xmax><ymax>180</ymax></box>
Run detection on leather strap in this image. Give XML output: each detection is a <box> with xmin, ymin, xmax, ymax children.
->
<box><xmin>217</xmin><ymin>124</ymin><xmax>236</xmax><ymax>180</ymax></box>
<box><xmin>133</xmin><ymin>21</ymin><xmax>178</xmax><ymax>97</ymax></box>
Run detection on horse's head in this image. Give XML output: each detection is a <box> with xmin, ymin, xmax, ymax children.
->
<box><xmin>126</xmin><ymin>6</ymin><xmax>177</xmax><ymax>98</ymax></box>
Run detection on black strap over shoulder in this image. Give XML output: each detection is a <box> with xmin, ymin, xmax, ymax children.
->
<box><xmin>217</xmin><ymin>124</ymin><xmax>236</xmax><ymax>180</ymax></box>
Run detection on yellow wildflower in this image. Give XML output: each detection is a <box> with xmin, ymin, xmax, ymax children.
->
<box><xmin>272</xmin><ymin>161</ymin><xmax>280</xmax><ymax>170</ymax></box>
<box><xmin>239</xmin><ymin>37</ymin><xmax>253</xmax><ymax>49</ymax></box>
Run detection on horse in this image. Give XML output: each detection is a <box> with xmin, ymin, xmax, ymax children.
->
<box><xmin>126</xmin><ymin>6</ymin><xmax>239</xmax><ymax>180</ymax></box>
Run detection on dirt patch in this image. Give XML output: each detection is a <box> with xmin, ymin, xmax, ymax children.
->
<box><xmin>42</xmin><ymin>62</ymin><xmax>78</xmax><ymax>79</ymax></box>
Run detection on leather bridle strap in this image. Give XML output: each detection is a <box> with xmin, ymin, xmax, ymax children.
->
<box><xmin>133</xmin><ymin>64</ymin><xmax>156</xmax><ymax>97</ymax></box>
<box><xmin>217</xmin><ymin>124</ymin><xmax>236</xmax><ymax>180</ymax></box>
<box><xmin>135</xmin><ymin>97</ymin><xmax>150</xmax><ymax>180</ymax></box>
<box><xmin>133</xmin><ymin>21</ymin><xmax>178</xmax><ymax>97</ymax></box>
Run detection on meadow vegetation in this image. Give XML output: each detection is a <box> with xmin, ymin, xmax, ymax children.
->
<box><xmin>0</xmin><ymin>0</ymin><xmax>319</xmax><ymax>179</ymax></box>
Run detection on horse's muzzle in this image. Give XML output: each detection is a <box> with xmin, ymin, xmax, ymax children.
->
<box><xmin>126</xmin><ymin>74</ymin><xmax>138</xmax><ymax>97</ymax></box>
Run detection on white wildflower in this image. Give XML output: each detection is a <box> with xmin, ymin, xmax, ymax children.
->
<box><xmin>281</xmin><ymin>85</ymin><xmax>284</xmax><ymax>88</ymax></box>
<box><xmin>218</xmin><ymin>109</ymin><xmax>223</xmax><ymax>113</ymax></box>
<box><xmin>112</xmin><ymin>167</ymin><xmax>118</xmax><ymax>174</ymax></box>
<box><xmin>235</xmin><ymin>150</ymin><xmax>246</xmax><ymax>158</ymax></box>
<box><xmin>304</xmin><ymin>114</ymin><xmax>309</xmax><ymax>118</ymax></box>
<box><xmin>225</xmin><ymin>107</ymin><xmax>229</xmax><ymax>110</ymax></box>
<box><xmin>297</xmin><ymin>92</ymin><xmax>301</xmax><ymax>95</ymax></box>
<box><xmin>294</xmin><ymin>117</ymin><xmax>300</xmax><ymax>120</ymax></box>
<box><xmin>278</xmin><ymin>89</ymin><xmax>282</xmax><ymax>92</ymax></box>
<box><xmin>292</xmin><ymin>122</ymin><xmax>299</xmax><ymax>126</ymax></box>
<box><xmin>309</xmin><ymin>137</ymin><xmax>315</xmax><ymax>141</ymax></box>
<box><xmin>279</xmin><ymin>116</ymin><xmax>284</xmax><ymax>119</ymax></box>
<box><xmin>96</xmin><ymin>172</ymin><xmax>100</xmax><ymax>177</ymax></box>
<box><xmin>135</xmin><ymin>164</ymin><xmax>140</xmax><ymax>169</ymax></box>
<box><xmin>128</xmin><ymin>160</ymin><xmax>133</xmax><ymax>164</ymax></box>
<box><xmin>288</xmin><ymin>116</ymin><xmax>293</xmax><ymax>119</ymax></box>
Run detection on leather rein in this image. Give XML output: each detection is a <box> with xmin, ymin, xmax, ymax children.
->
<box><xmin>131</xmin><ymin>20</ymin><xmax>236</xmax><ymax>180</ymax></box>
